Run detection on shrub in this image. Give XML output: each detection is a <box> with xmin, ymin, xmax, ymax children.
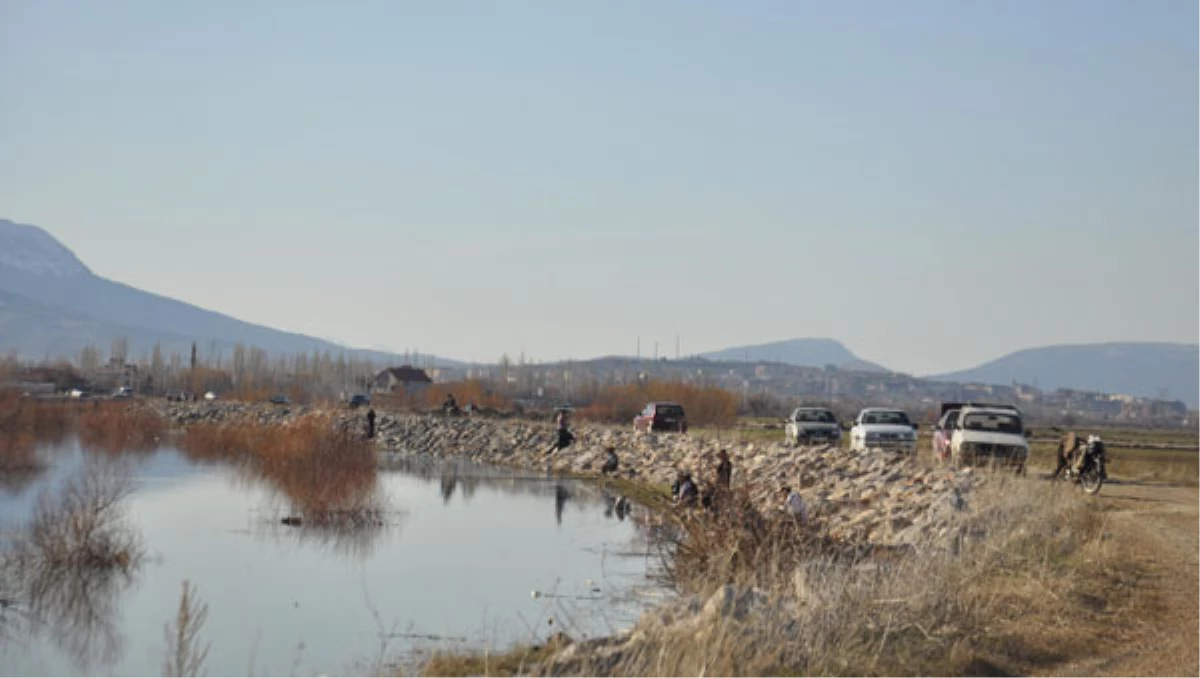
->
<box><xmin>76</xmin><ymin>402</ymin><xmax>167</xmax><ymax>455</ymax></box>
<box><xmin>181</xmin><ymin>414</ymin><xmax>381</xmax><ymax>527</ymax></box>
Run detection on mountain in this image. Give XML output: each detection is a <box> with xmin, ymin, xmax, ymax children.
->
<box><xmin>0</xmin><ymin>218</ymin><xmax>461</xmax><ymax>367</ymax></box>
<box><xmin>930</xmin><ymin>342</ymin><xmax>1200</xmax><ymax>407</ymax></box>
<box><xmin>699</xmin><ymin>338</ymin><xmax>889</xmax><ymax>372</ymax></box>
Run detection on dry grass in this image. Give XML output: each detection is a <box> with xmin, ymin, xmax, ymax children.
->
<box><xmin>420</xmin><ymin>635</ymin><xmax>572</xmax><ymax>677</ymax></box>
<box><xmin>0</xmin><ymin>391</ymin><xmax>75</xmax><ymax>474</ymax></box>
<box><xmin>76</xmin><ymin>402</ymin><xmax>167</xmax><ymax>455</ymax></box>
<box><xmin>181</xmin><ymin>414</ymin><xmax>382</xmax><ymax>526</ymax></box>
<box><xmin>576</xmin><ymin>382</ymin><xmax>738</xmax><ymax>428</ymax></box>
<box><xmin>424</xmin><ymin>475</ymin><xmax>1121</xmax><ymax>677</ymax></box>
<box><xmin>163</xmin><ymin>580</ymin><xmax>210</xmax><ymax>677</ymax></box>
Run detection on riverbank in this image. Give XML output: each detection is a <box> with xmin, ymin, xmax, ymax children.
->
<box><xmin>145</xmin><ymin>401</ymin><xmax>1137</xmax><ymax>676</ymax></box>
<box><xmin>153</xmin><ymin>401</ymin><xmax>986</xmax><ymax>549</ymax></box>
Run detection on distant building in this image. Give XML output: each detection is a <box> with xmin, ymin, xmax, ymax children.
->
<box><xmin>373</xmin><ymin>365</ymin><xmax>433</xmax><ymax>394</ymax></box>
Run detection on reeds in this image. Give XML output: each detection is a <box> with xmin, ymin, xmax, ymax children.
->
<box><xmin>163</xmin><ymin>580</ymin><xmax>210</xmax><ymax>677</ymax></box>
<box><xmin>76</xmin><ymin>401</ymin><xmax>167</xmax><ymax>455</ymax></box>
<box><xmin>182</xmin><ymin>414</ymin><xmax>381</xmax><ymax>527</ymax></box>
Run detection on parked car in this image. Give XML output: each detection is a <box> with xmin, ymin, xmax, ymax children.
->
<box><xmin>932</xmin><ymin>407</ymin><xmax>961</xmax><ymax>461</ymax></box>
<box><xmin>113</xmin><ymin>386</ymin><xmax>134</xmax><ymax>399</ymax></box>
<box><xmin>204</xmin><ymin>391</ymin><xmax>217</xmax><ymax>401</ymax></box>
<box><xmin>633</xmin><ymin>402</ymin><xmax>688</xmax><ymax>433</ymax></box>
<box><xmin>784</xmin><ymin>407</ymin><xmax>842</xmax><ymax>446</ymax></box>
<box><xmin>270</xmin><ymin>394</ymin><xmax>290</xmax><ymax>405</ymax></box>
<box><xmin>948</xmin><ymin>404</ymin><xmax>1029</xmax><ymax>472</ymax></box>
<box><xmin>848</xmin><ymin>408</ymin><xmax>918</xmax><ymax>454</ymax></box>
<box><xmin>348</xmin><ymin>394</ymin><xmax>371</xmax><ymax>408</ymax></box>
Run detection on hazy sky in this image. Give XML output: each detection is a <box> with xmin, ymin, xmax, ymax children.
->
<box><xmin>1</xmin><ymin>0</ymin><xmax>1196</xmax><ymax>375</ymax></box>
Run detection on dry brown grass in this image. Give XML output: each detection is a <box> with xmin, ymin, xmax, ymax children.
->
<box><xmin>181</xmin><ymin>414</ymin><xmax>381</xmax><ymax>526</ymax></box>
<box><xmin>0</xmin><ymin>389</ymin><xmax>74</xmax><ymax>440</ymax></box>
<box><xmin>424</xmin><ymin>476</ymin><xmax>1121</xmax><ymax>677</ymax></box>
<box><xmin>576</xmin><ymin>382</ymin><xmax>738</xmax><ymax>428</ymax></box>
<box><xmin>163</xmin><ymin>580</ymin><xmax>210</xmax><ymax>677</ymax></box>
<box><xmin>420</xmin><ymin>635</ymin><xmax>572</xmax><ymax>677</ymax></box>
<box><xmin>76</xmin><ymin>402</ymin><xmax>167</xmax><ymax>455</ymax></box>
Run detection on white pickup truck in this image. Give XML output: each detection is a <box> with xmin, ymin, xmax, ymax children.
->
<box><xmin>849</xmin><ymin>408</ymin><xmax>918</xmax><ymax>454</ymax></box>
<box><xmin>948</xmin><ymin>404</ymin><xmax>1029</xmax><ymax>472</ymax></box>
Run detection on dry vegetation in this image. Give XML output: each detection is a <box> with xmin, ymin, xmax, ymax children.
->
<box><xmin>424</xmin><ymin>475</ymin><xmax>1122</xmax><ymax>677</ymax></box>
<box><xmin>576</xmin><ymin>382</ymin><xmax>738</xmax><ymax>428</ymax></box>
<box><xmin>631</xmin><ymin>478</ymin><xmax>1113</xmax><ymax>676</ymax></box>
<box><xmin>181</xmin><ymin>413</ymin><xmax>382</xmax><ymax>526</ymax></box>
<box><xmin>3</xmin><ymin>462</ymin><xmax>142</xmax><ymax>573</ymax></box>
<box><xmin>163</xmin><ymin>580</ymin><xmax>210</xmax><ymax>678</ymax></box>
<box><xmin>0</xmin><ymin>390</ymin><xmax>75</xmax><ymax>475</ymax></box>
<box><xmin>76</xmin><ymin>402</ymin><xmax>167</xmax><ymax>455</ymax></box>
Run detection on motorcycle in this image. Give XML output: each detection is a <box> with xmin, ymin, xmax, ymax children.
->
<box><xmin>1056</xmin><ymin>435</ymin><xmax>1108</xmax><ymax>495</ymax></box>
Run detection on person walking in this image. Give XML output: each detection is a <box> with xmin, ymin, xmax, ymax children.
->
<box><xmin>366</xmin><ymin>408</ymin><xmax>377</xmax><ymax>440</ymax></box>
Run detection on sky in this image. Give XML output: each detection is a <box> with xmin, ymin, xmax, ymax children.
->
<box><xmin>1</xmin><ymin>0</ymin><xmax>1196</xmax><ymax>375</ymax></box>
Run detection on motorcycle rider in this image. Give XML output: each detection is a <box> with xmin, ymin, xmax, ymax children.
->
<box><xmin>1052</xmin><ymin>431</ymin><xmax>1083</xmax><ymax>479</ymax></box>
<box><xmin>1053</xmin><ymin>431</ymin><xmax>1108</xmax><ymax>480</ymax></box>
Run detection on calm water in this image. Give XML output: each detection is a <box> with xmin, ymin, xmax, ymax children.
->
<box><xmin>0</xmin><ymin>439</ymin><xmax>669</xmax><ymax>676</ymax></box>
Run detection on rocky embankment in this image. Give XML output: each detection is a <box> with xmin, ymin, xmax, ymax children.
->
<box><xmin>153</xmin><ymin>402</ymin><xmax>983</xmax><ymax>549</ymax></box>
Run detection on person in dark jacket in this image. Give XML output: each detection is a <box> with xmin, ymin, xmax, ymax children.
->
<box><xmin>601</xmin><ymin>446</ymin><xmax>619</xmax><ymax>475</ymax></box>
<box><xmin>366</xmin><ymin>408</ymin><xmax>376</xmax><ymax>439</ymax></box>
<box><xmin>714</xmin><ymin>450</ymin><xmax>732</xmax><ymax>490</ymax></box>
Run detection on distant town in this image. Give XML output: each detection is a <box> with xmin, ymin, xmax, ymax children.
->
<box><xmin>2</xmin><ymin>344</ymin><xmax>1194</xmax><ymax>429</ymax></box>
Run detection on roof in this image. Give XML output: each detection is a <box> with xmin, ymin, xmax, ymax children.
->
<box><xmin>378</xmin><ymin>366</ymin><xmax>433</xmax><ymax>383</ymax></box>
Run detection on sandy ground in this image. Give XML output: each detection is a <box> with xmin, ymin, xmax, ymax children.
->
<box><xmin>1046</xmin><ymin>479</ymin><xmax>1199</xmax><ymax>677</ymax></box>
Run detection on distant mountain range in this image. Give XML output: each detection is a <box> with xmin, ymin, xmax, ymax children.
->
<box><xmin>0</xmin><ymin>218</ymin><xmax>460</xmax><ymax>367</ymax></box>
<box><xmin>929</xmin><ymin>342</ymin><xmax>1199</xmax><ymax>407</ymax></box>
<box><xmin>699</xmin><ymin>338</ymin><xmax>888</xmax><ymax>373</ymax></box>
<box><xmin>2</xmin><ymin>218</ymin><xmax>1196</xmax><ymax>407</ymax></box>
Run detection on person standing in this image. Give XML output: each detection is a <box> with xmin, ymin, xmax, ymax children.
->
<box><xmin>366</xmin><ymin>408</ymin><xmax>377</xmax><ymax>440</ymax></box>
<box><xmin>715</xmin><ymin>450</ymin><xmax>732</xmax><ymax>490</ymax></box>
<box><xmin>782</xmin><ymin>486</ymin><xmax>808</xmax><ymax>524</ymax></box>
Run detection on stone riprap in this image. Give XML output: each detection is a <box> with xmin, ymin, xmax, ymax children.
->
<box><xmin>153</xmin><ymin>402</ymin><xmax>983</xmax><ymax>548</ymax></box>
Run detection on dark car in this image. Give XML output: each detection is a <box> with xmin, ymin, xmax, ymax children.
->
<box><xmin>348</xmin><ymin>394</ymin><xmax>370</xmax><ymax>408</ymax></box>
<box><xmin>270</xmin><ymin>394</ymin><xmax>290</xmax><ymax>405</ymax></box>
<box><xmin>634</xmin><ymin>402</ymin><xmax>688</xmax><ymax>433</ymax></box>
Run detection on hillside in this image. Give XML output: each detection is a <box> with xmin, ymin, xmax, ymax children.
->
<box><xmin>0</xmin><ymin>218</ymin><xmax>460</xmax><ymax>366</ymax></box>
<box><xmin>931</xmin><ymin>342</ymin><xmax>1199</xmax><ymax>407</ymax></box>
<box><xmin>699</xmin><ymin>337</ymin><xmax>888</xmax><ymax>372</ymax></box>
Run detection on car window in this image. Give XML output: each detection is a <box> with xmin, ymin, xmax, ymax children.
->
<box><xmin>795</xmin><ymin>410</ymin><xmax>835</xmax><ymax>423</ymax></box>
<box><xmin>961</xmin><ymin>412</ymin><xmax>1023</xmax><ymax>434</ymax></box>
<box><xmin>863</xmin><ymin>411</ymin><xmax>910</xmax><ymax>426</ymax></box>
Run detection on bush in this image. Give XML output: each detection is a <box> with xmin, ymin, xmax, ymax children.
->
<box><xmin>181</xmin><ymin>414</ymin><xmax>381</xmax><ymax>527</ymax></box>
<box><xmin>76</xmin><ymin>402</ymin><xmax>167</xmax><ymax>455</ymax></box>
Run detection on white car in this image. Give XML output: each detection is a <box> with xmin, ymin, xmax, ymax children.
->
<box><xmin>949</xmin><ymin>405</ymin><xmax>1029</xmax><ymax>472</ymax></box>
<box><xmin>784</xmin><ymin>407</ymin><xmax>842</xmax><ymax>446</ymax></box>
<box><xmin>849</xmin><ymin>408</ymin><xmax>918</xmax><ymax>454</ymax></box>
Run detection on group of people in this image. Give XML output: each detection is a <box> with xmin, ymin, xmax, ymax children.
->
<box><xmin>669</xmin><ymin>452</ymin><xmax>808</xmax><ymax>523</ymax></box>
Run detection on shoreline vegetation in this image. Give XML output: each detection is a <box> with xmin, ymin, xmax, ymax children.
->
<box><xmin>0</xmin><ymin>393</ymin><xmax>1194</xmax><ymax>676</ymax></box>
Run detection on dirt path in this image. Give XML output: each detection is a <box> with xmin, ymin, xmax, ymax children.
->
<box><xmin>1047</xmin><ymin>480</ymin><xmax>1199</xmax><ymax>677</ymax></box>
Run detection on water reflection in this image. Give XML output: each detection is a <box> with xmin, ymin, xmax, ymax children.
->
<box><xmin>1</xmin><ymin>442</ymin><xmax>671</xmax><ymax>676</ymax></box>
<box><xmin>21</xmin><ymin>564</ymin><xmax>136</xmax><ymax>672</ymax></box>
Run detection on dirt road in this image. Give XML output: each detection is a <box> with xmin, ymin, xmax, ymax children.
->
<box><xmin>1048</xmin><ymin>480</ymin><xmax>1199</xmax><ymax>677</ymax></box>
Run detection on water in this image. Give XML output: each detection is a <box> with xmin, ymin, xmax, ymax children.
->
<box><xmin>0</xmin><ymin>440</ymin><xmax>669</xmax><ymax>676</ymax></box>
